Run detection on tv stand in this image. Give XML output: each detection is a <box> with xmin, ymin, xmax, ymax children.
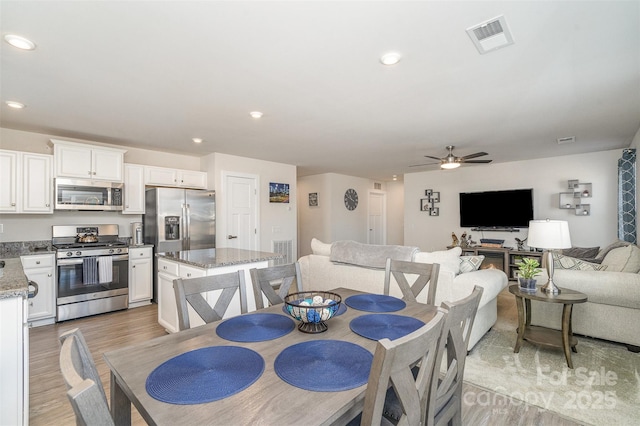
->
<box><xmin>460</xmin><ymin>246</ymin><xmax>543</xmax><ymax>281</ymax></box>
<box><xmin>470</xmin><ymin>227</ymin><xmax>521</xmax><ymax>233</ymax></box>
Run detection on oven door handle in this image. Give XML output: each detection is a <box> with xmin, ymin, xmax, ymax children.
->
<box><xmin>57</xmin><ymin>254</ymin><xmax>129</xmax><ymax>265</ymax></box>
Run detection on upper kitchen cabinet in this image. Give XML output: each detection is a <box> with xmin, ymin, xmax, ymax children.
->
<box><xmin>50</xmin><ymin>139</ymin><xmax>126</xmax><ymax>182</ymax></box>
<box><xmin>0</xmin><ymin>150</ymin><xmax>53</xmax><ymax>214</ymax></box>
<box><xmin>123</xmin><ymin>163</ymin><xmax>145</xmax><ymax>214</ymax></box>
<box><xmin>145</xmin><ymin>165</ymin><xmax>207</xmax><ymax>189</ymax></box>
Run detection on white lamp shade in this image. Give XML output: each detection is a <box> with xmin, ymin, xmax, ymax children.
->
<box><xmin>527</xmin><ymin>219</ymin><xmax>572</xmax><ymax>249</ymax></box>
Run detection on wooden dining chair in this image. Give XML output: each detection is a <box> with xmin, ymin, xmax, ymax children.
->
<box><xmin>59</xmin><ymin>328</ymin><xmax>114</xmax><ymax>426</ymax></box>
<box><xmin>350</xmin><ymin>311</ymin><xmax>446</xmax><ymax>426</ymax></box>
<box><xmin>384</xmin><ymin>258</ymin><xmax>440</xmax><ymax>305</ymax></box>
<box><xmin>173</xmin><ymin>271</ymin><xmax>248</xmax><ymax>331</ymax></box>
<box><xmin>429</xmin><ymin>285</ymin><xmax>484</xmax><ymax>426</ymax></box>
<box><xmin>249</xmin><ymin>262</ymin><xmax>302</xmax><ymax>310</ymax></box>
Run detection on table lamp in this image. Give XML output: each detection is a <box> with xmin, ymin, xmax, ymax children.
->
<box><xmin>527</xmin><ymin>219</ymin><xmax>572</xmax><ymax>294</ymax></box>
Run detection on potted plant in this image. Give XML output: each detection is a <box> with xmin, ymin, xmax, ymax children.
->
<box><xmin>518</xmin><ymin>257</ymin><xmax>542</xmax><ymax>292</ymax></box>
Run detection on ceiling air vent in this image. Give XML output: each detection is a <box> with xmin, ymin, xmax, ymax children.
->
<box><xmin>466</xmin><ymin>15</ymin><xmax>514</xmax><ymax>54</ymax></box>
<box><xmin>557</xmin><ymin>136</ymin><xmax>576</xmax><ymax>145</ymax></box>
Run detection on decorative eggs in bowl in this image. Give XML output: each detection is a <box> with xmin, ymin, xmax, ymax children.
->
<box><xmin>284</xmin><ymin>291</ymin><xmax>342</xmax><ymax>333</ymax></box>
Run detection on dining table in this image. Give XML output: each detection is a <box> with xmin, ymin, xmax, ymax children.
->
<box><xmin>103</xmin><ymin>287</ymin><xmax>438</xmax><ymax>426</ymax></box>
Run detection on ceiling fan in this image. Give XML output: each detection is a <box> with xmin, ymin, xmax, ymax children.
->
<box><xmin>410</xmin><ymin>145</ymin><xmax>492</xmax><ymax>169</ymax></box>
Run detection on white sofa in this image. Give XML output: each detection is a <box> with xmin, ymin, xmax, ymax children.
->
<box><xmin>297</xmin><ymin>239</ymin><xmax>508</xmax><ymax>350</ymax></box>
<box><xmin>530</xmin><ymin>242</ymin><xmax>640</xmax><ymax>350</ymax></box>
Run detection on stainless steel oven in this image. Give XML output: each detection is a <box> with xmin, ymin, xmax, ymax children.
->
<box><xmin>53</xmin><ymin>225</ymin><xmax>129</xmax><ymax>321</ymax></box>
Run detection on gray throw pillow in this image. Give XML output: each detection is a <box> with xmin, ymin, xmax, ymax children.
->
<box><xmin>596</xmin><ymin>240</ymin><xmax>632</xmax><ymax>260</ymax></box>
<box><xmin>561</xmin><ymin>246</ymin><xmax>600</xmax><ymax>259</ymax></box>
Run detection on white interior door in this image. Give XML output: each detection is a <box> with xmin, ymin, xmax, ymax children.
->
<box><xmin>368</xmin><ymin>191</ymin><xmax>386</xmax><ymax>245</ymax></box>
<box><xmin>225</xmin><ymin>174</ymin><xmax>258</xmax><ymax>250</ymax></box>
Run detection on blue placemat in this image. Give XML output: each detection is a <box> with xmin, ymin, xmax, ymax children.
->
<box><xmin>282</xmin><ymin>301</ymin><xmax>347</xmax><ymax>317</ymax></box>
<box><xmin>274</xmin><ymin>340</ymin><xmax>373</xmax><ymax>392</ymax></box>
<box><xmin>146</xmin><ymin>346</ymin><xmax>264</xmax><ymax>404</ymax></box>
<box><xmin>350</xmin><ymin>314</ymin><xmax>425</xmax><ymax>341</ymax></box>
<box><xmin>216</xmin><ymin>313</ymin><xmax>295</xmax><ymax>342</ymax></box>
<box><xmin>345</xmin><ymin>294</ymin><xmax>406</xmax><ymax>312</ymax></box>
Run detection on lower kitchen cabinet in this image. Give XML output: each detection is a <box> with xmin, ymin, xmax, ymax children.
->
<box><xmin>20</xmin><ymin>254</ymin><xmax>56</xmax><ymax>327</ymax></box>
<box><xmin>157</xmin><ymin>258</ymin><xmax>206</xmax><ymax>333</ymax></box>
<box><xmin>0</xmin><ymin>295</ymin><xmax>28</xmax><ymax>426</ymax></box>
<box><xmin>129</xmin><ymin>246</ymin><xmax>153</xmax><ymax>308</ymax></box>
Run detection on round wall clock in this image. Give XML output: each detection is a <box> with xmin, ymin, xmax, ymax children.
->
<box><xmin>344</xmin><ymin>188</ymin><xmax>358</xmax><ymax>211</ymax></box>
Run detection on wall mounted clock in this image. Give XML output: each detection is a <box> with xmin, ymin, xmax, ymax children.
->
<box><xmin>344</xmin><ymin>188</ymin><xmax>358</xmax><ymax>211</ymax></box>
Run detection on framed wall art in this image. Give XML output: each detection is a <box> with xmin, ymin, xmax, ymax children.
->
<box><xmin>309</xmin><ymin>192</ymin><xmax>318</xmax><ymax>207</ymax></box>
<box><xmin>269</xmin><ymin>182</ymin><xmax>290</xmax><ymax>203</ymax></box>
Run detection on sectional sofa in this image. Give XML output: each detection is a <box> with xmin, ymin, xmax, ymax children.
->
<box><xmin>297</xmin><ymin>239</ymin><xmax>508</xmax><ymax>350</ymax></box>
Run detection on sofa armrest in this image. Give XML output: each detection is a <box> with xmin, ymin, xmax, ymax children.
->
<box><xmin>543</xmin><ymin>269</ymin><xmax>640</xmax><ymax>309</ymax></box>
<box><xmin>450</xmin><ymin>269</ymin><xmax>508</xmax><ymax>308</ymax></box>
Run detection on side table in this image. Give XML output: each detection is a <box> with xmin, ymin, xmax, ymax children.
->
<box><xmin>508</xmin><ymin>284</ymin><xmax>587</xmax><ymax>368</ymax></box>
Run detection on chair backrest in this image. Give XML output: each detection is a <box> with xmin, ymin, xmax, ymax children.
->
<box><xmin>249</xmin><ymin>262</ymin><xmax>301</xmax><ymax>310</ymax></box>
<box><xmin>173</xmin><ymin>271</ymin><xmax>248</xmax><ymax>331</ymax></box>
<box><xmin>59</xmin><ymin>328</ymin><xmax>114</xmax><ymax>426</ymax></box>
<box><xmin>430</xmin><ymin>285</ymin><xmax>484</xmax><ymax>425</ymax></box>
<box><xmin>360</xmin><ymin>311</ymin><xmax>446</xmax><ymax>426</ymax></box>
<box><xmin>384</xmin><ymin>258</ymin><xmax>440</xmax><ymax>305</ymax></box>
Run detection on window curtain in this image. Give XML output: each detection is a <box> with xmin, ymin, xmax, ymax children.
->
<box><xmin>618</xmin><ymin>148</ymin><xmax>636</xmax><ymax>243</ymax></box>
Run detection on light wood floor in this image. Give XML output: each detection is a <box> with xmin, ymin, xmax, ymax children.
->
<box><xmin>30</xmin><ymin>297</ymin><xmax>582</xmax><ymax>426</ymax></box>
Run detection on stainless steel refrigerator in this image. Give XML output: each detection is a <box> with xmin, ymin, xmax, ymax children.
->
<box><xmin>143</xmin><ymin>187</ymin><xmax>215</xmax><ymax>302</ymax></box>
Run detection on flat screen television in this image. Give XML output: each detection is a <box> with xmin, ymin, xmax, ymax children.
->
<box><xmin>459</xmin><ymin>188</ymin><xmax>534</xmax><ymax>229</ymax></box>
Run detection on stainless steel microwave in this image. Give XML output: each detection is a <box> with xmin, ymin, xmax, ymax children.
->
<box><xmin>54</xmin><ymin>178</ymin><xmax>123</xmax><ymax>211</ymax></box>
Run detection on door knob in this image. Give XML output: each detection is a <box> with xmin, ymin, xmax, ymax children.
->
<box><xmin>228</xmin><ymin>235</ymin><xmax>238</xmax><ymax>239</ymax></box>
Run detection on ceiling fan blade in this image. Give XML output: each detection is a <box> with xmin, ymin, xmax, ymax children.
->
<box><xmin>463</xmin><ymin>159</ymin><xmax>493</xmax><ymax>164</ymax></box>
<box><xmin>460</xmin><ymin>152</ymin><xmax>488</xmax><ymax>160</ymax></box>
<box><xmin>408</xmin><ymin>162</ymin><xmax>440</xmax><ymax>167</ymax></box>
<box><xmin>423</xmin><ymin>155</ymin><xmax>443</xmax><ymax>161</ymax></box>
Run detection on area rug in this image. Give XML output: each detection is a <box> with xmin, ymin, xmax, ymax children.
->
<box><xmin>463</xmin><ymin>318</ymin><xmax>640</xmax><ymax>425</ymax></box>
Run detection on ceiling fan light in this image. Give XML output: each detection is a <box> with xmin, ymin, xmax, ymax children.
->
<box><xmin>441</xmin><ymin>162</ymin><xmax>461</xmax><ymax>170</ymax></box>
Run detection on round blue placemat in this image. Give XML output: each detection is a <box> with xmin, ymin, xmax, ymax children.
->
<box><xmin>216</xmin><ymin>313</ymin><xmax>295</xmax><ymax>342</ymax></box>
<box><xmin>146</xmin><ymin>346</ymin><xmax>264</xmax><ymax>404</ymax></box>
<box><xmin>350</xmin><ymin>314</ymin><xmax>425</xmax><ymax>341</ymax></box>
<box><xmin>274</xmin><ymin>340</ymin><xmax>373</xmax><ymax>392</ymax></box>
<box><xmin>345</xmin><ymin>294</ymin><xmax>406</xmax><ymax>312</ymax></box>
<box><xmin>282</xmin><ymin>301</ymin><xmax>347</xmax><ymax>317</ymax></box>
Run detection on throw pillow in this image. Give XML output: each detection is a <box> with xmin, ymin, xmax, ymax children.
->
<box><xmin>601</xmin><ymin>245</ymin><xmax>640</xmax><ymax>273</ymax></box>
<box><xmin>561</xmin><ymin>246</ymin><xmax>600</xmax><ymax>259</ymax></box>
<box><xmin>596</xmin><ymin>240</ymin><xmax>632</xmax><ymax>260</ymax></box>
<box><xmin>310</xmin><ymin>238</ymin><xmax>331</xmax><ymax>256</ymax></box>
<box><xmin>553</xmin><ymin>253</ymin><xmax>608</xmax><ymax>271</ymax></box>
<box><xmin>459</xmin><ymin>256</ymin><xmax>485</xmax><ymax>274</ymax></box>
<box><xmin>414</xmin><ymin>247</ymin><xmax>462</xmax><ymax>275</ymax></box>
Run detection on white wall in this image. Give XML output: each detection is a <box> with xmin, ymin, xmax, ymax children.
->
<box><xmin>404</xmin><ymin>149</ymin><xmax>622</xmax><ymax>252</ymax></box>
<box><xmin>385</xmin><ymin>181</ymin><xmax>405</xmax><ymax>245</ymax></box>
<box><xmin>297</xmin><ymin>173</ymin><xmax>405</xmax><ymax>256</ymax></box>
<box><xmin>202</xmin><ymin>153</ymin><xmax>297</xmax><ymax>257</ymax></box>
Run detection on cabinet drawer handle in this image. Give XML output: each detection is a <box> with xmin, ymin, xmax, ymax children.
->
<box><xmin>186</xmin><ymin>273</ymin><xmax>192</xmax><ymax>277</ymax></box>
<box><xmin>11</xmin><ymin>203</ymin><xmax>16</xmax><ymax>206</ymax></box>
<box><xmin>36</xmin><ymin>261</ymin><xmax>40</xmax><ymax>264</ymax></box>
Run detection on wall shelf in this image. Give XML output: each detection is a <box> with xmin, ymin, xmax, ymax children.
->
<box><xmin>559</xmin><ymin>180</ymin><xmax>591</xmax><ymax>216</ymax></box>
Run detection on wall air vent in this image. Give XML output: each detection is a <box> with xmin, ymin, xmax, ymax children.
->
<box><xmin>557</xmin><ymin>136</ymin><xmax>576</xmax><ymax>144</ymax></box>
<box><xmin>466</xmin><ymin>15</ymin><xmax>514</xmax><ymax>54</ymax></box>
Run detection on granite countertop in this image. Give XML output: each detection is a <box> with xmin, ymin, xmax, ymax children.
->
<box><xmin>0</xmin><ymin>240</ymin><xmax>54</xmax><ymax>259</ymax></box>
<box><xmin>157</xmin><ymin>248</ymin><xmax>282</xmax><ymax>269</ymax></box>
<box><xmin>0</xmin><ymin>258</ymin><xmax>29</xmax><ymax>299</ymax></box>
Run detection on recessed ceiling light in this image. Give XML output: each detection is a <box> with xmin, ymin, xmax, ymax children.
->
<box><xmin>249</xmin><ymin>111</ymin><xmax>263</xmax><ymax>119</ymax></box>
<box><xmin>4</xmin><ymin>34</ymin><xmax>36</xmax><ymax>51</ymax></box>
<box><xmin>380</xmin><ymin>52</ymin><xmax>401</xmax><ymax>66</ymax></box>
<box><xmin>192</xmin><ymin>138</ymin><xmax>203</xmax><ymax>144</ymax></box>
<box><xmin>5</xmin><ymin>101</ymin><xmax>26</xmax><ymax>109</ymax></box>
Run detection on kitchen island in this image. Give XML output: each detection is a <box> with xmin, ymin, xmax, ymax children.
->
<box><xmin>156</xmin><ymin>248</ymin><xmax>282</xmax><ymax>333</ymax></box>
<box><xmin>0</xmin><ymin>258</ymin><xmax>29</xmax><ymax>425</ymax></box>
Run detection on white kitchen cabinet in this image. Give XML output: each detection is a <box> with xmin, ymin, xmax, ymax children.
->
<box><xmin>123</xmin><ymin>163</ymin><xmax>145</xmax><ymax>214</ymax></box>
<box><xmin>0</xmin><ymin>295</ymin><xmax>28</xmax><ymax>426</ymax></box>
<box><xmin>51</xmin><ymin>139</ymin><xmax>126</xmax><ymax>181</ymax></box>
<box><xmin>0</xmin><ymin>150</ymin><xmax>53</xmax><ymax>214</ymax></box>
<box><xmin>0</xmin><ymin>150</ymin><xmax>19</xmax><ymax>212</ymax></box>
<box><xmin>21</xmin><ymin>254</ymin><xmax>56</xmax><ymax>327</ymax></box>
<box><xmin>129</xmin><ymin>246</ymin><xmax>153</xmax><ymax>307</ymax></box>
<box><xmin>22</xmin><ymin>153</ymin><xmax>53</xmax><ymax>213</ymax></box>
<box><xmin>145</xmin><ymin>165</ymin><xmax>207</xmax><ymax>189</ymax></box>
<box><xmin>157</xmin><ymin>258</ymin><xmax>206</xmax><ymax>333</ymax></box>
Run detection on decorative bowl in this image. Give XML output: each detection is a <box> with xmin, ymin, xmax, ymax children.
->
<box><xmin>284</xmin><ymin>291</ymin><xmax>342</xmax><ymax>333</ymax></box>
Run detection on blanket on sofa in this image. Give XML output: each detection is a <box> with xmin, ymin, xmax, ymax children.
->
<box><xmin>329</xmin><ymin>240</ymin><xmax>419</xmax><ymax>269</ymax></box>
